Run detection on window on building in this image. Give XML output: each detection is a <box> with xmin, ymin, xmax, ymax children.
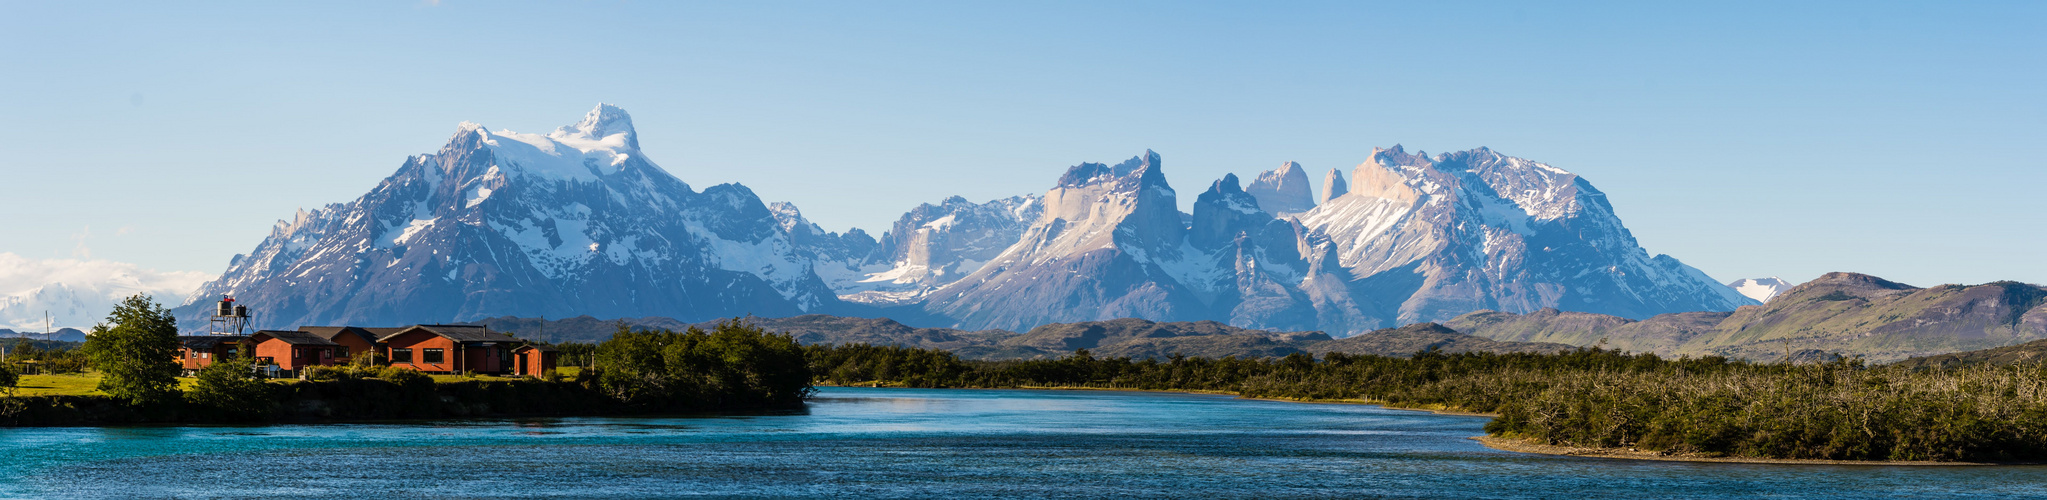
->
<box><xmin>337</xmin><ymin>346</ymin><xmax>350</xmax><ymax>358</ymax></box>
<box><xmin>422</xmin><ymin>348</ymin><xmax>445</xmax><ymax>364</ymax></box>
<box><xmin>392</xmin><ymin>348</ymin><xmax>413</xmax><ymax>363</ymax></box>
<box><xmin>201</xmin><ymin>352</ymin><xmax>210</xmax><ymax>359</ymax></box>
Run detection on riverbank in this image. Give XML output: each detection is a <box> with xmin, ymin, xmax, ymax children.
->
<box><xmin>0</xmin><ymin>377</ymin><xmax>800</xmax><ymax>426</ymax></box>
<box><xmin>828</xmin><ymin>383</ymin><xmax>2033</xmax><ymax>465</ymax></box>
<box><xmin>1468</xmin><ymin>435</ymin><xmax>2026</xmax><ymax>466</ymax></box>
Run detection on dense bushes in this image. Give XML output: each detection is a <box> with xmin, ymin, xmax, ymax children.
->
<box><xmin>806</xmin><ymin>343</ymin><xmax>2047</xmax><ymax>462</ymax></box>
<box><xmin>590</xmin><ymin>319</ymin><xmax>812</xmax><ymax>409</ymax></box>
<box><xmin>186</xmin><ymin>356</ymin><xmax>275</xmax><ymax>420</ymax></box>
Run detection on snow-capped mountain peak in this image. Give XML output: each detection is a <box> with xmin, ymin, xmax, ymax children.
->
<box><xmin>178</xmin><ymin>105</ymin><xmax>833</xmax><ymax>329</ymax></box>
<box><xmin>550</xmin><ymin>103</ymin><xmax>640</xmax><ymax>150</ymax></box>
<box><xmin>1727</xmin><ymin>277</ymin><xmax>1794</xmax><ymax>303</ymax></box>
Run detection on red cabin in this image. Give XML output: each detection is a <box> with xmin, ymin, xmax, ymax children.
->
<box><xmin>249</xmin><ymin>330</ymin><xmax>343</xmax><ymax>373</ymax></box>
<box><xmin>299</xmin><ymin>326</ymin><xmax>380</xmax><ymax>365</ymax></box>
<box><xmin>378</xmin><ymin>325</ymin><xmax>513</xmax><ymax>375</ymax></box>
<box><xmin>176</xmin><ymin>335</ymin><xmax>248</xmax><ymax>375</ymax></box>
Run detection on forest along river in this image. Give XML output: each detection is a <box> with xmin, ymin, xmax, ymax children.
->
<box><xmin>2</xmin><ymin>387</ymin><xmax>2044</xmax><ymax>499</ymax></box>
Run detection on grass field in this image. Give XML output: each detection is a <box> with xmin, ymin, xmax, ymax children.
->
<box><xmin>10</xmin><ymin>372</ymin><xmax>202</xmax><ymax>397</ymax></box>
<box><xmin>7</xmin><ymin>367</ymin><xmax>591</xmax><ymax>397</ymax></box>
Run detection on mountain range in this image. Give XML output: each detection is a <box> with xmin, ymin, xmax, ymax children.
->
<box><xmin>178</xmin><ymin>105</ymin><xmax>1754</xmax><ymax>337</ymax></box>
<box><xmin>469</xmin><ymin>314</ymin><xmax>1570</xmax><ymax>361</ymax></box>
<box><xmin>1449</xmin><ymin>272</ymin><xmax>2047</xmax><ymax>363</ymax></box>
<box><xmin>0</xmin><ymin>253</ymin><xmax>209</xmax><ymax>332</ymax></box>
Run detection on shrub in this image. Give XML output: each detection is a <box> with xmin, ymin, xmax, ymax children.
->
<box><xmin>305</xmin><ymin>365</ymin><xmax>365</xmax><ymax>381</ymax></box>
<box><xmin>188</xmin><ymin>356</ymin><xmax>276</xmax><ymax>420</ymax></box>
<box><xmin>376</xmin><ymin>366</ymin><xmax>431</xmax><ymax>388</ymax></box>
<box><xmin>593</xmin><ymin>319</ymin><xmax>813</xmax><ymax>409</ymax></box>
<box><xmin>0</xmin><ymin>363</ymin><xmax>17</xmax><ymax>393</ymax></box>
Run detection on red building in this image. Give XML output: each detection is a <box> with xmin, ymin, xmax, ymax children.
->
<box><xmin>176</xmin><ymin>335</ymin><xmax>248</xmax><ymax>375</ymax></box>
<box><xmin>299</xmin><ymin>326</ymin><xmax>380</xmax><ymax>364</ymax></box>
<box><xmin>379</xmin><ymin>325</ymin><xmax>514</xmax><ymax>375</ymax></box>
<box><xmin>249</xmin><ymin>330</ymin><xmax>343</xmax><ymax>373</ymax></box>
<box><xmin>511</xmin><ymin>344</ymin><xmax>558</xmax><ymax>377</ymax></box>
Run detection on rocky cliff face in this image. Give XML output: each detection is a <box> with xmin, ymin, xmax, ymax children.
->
<box><xmin>177</xmin><ymin>105</ymin><xmax>838</xmax><ymax>328</ymax></box>
<box><xmin>1245</xmin><ymin>162</ymin><xmax>1316</xmax><ymax>216</ymax></box>
<box><xmin>814</xmin><ymin>195</ymin><xmax>1041</xmax><ymax>305</ymax></box>
<box><xmin>921</xmin><ymin>151</ymin><xmax>1218</xmax><ymax>331</ymax></box>
<box><xmin>178</xmin><ymin>106</ymin><xmax>1758</xmax><ymax>339</ymax></box>
<box><xmin>1293</xmin><ymin>146</ymin><xmax>1755</xmax><ymax>329</ymax></box>
<box><xmin>1319</xmin><ymin>167</ymin><xmax>1348</xmax><ymax>205</ymax></box>
<box><xmin>916</xmin><ymin>146</ymin><xmax>1748</xmax><ymax>335</ymax></box>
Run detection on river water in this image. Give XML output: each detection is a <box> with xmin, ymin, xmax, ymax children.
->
<box><xmin>1</xmin><ymin>387</ymin><xmax>2042</xmax><ymax>499</ymax></box>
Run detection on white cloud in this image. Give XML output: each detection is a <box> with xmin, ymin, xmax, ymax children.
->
<box><xmin>0</xmin><ymin>253</ymin><xmax>211</xmax><ymax>331</ymax></box>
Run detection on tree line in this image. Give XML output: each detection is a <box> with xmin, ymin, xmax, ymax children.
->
<box><xmin>804</xmin><ymin>343</ymin><xmax>2047</xmax><ymax>462</ymax></box>
<box><xmin>0</xmin><ymin>298</ymin><xmax>814</xmax><ymax>423</ymax></box>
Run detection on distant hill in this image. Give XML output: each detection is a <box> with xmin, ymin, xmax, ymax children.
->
<box><xmin>1449</xmin><ymin>272</ymin><xmax>2047</xmax><ymax>363</ymax></box>
<box><xmin>0</xmin><ymin>327</ymin><xmax>87</xmax><ymax>343</ymax></box>
<box><xmin>464</xmin><ymin>314</ymin><xmax>1566</xmax><ymax>361</ymax></box>
<box><xmin>1891</xmin><ymin>338</ymin><xmax>2047</xmax><ymax>369</ymax></box>
<box><xmin>1309</xmin><ymin>323</ymin><xmax>1573</xmax><ymax>357</ymax></box>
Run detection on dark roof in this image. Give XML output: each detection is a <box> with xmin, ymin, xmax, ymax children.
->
<box><xmin>513</xmin><ymin>343</ymin><xmax>558</xmax><ymax>352</ymax></box>
<box><xmin>299</xmin><ymin>326</ymin><xmax>379</xmax><ymax>343</ymax></box>
<box><xmin>252</xmin><ymin>330</ymin><xmax>342</xmax><ymax>346</ymax></box>
<box><xmin>179</xmin><ymin>335</ymin><xmax>247</xmax><ymax>349</ymax></box>
<box><xmin>383</xmin><ymin>324</ymin><xmax>505</xmax><ymax>343</ymax></box>
<box><xmin>364</xmin><ymin>327</ymin><xmax>406</xmax><ymax>339</ymax></box>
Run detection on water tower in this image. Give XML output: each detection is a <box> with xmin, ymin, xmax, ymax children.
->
<box><xmin>208</xmin><ymin>295</ymin><xmax>252</xmax><ymax>335</ymax></box>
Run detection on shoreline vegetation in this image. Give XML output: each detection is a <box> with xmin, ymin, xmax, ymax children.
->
<box><xmin>8</xmin><ymin>301</ymin><xmax>2044</xmax><ymax>465</ymax></box>
<box><xmin>804</xmin><ymin>342</ymin><xmax>2047</xmax><ymax>463</ymax></box>
<box><xmin>0</xmin><ymin>297</ymin><xmax>814</xmax><ymax>426</ymax></box>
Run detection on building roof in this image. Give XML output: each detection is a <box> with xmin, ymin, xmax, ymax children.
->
<box><xmin>178</xmin><ymin>335</ymin><xmax>247</xmax><ymax>349</ymax></box>
<box><xmin>513</xmin><ymin>343</ymin><xmax>559</xmax><ymax>352</ymax></box>
<box><xmin>364</xmin><ymin>327</ymin><xmax>406</xmax><ymax>339</ymax></box>
<box><xmin>299</xmin><ymin>326</ymin><xmax>379</xmax><ymax>344</ymax></box>
<box><xmin>382</xmin><ymin>324</ymin><xmax>505</xmax><ymax>343</ymax></box>
<box><xmin>252</xmin><ymin>330</ymin><xmax>342</xmax><ymax>346</ymax></box>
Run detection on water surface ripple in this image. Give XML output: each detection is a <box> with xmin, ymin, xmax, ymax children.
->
<box><xmin>2</xmin><ymin>387</ymin><xmax>2042</xmax><ymax>499</ymax></box>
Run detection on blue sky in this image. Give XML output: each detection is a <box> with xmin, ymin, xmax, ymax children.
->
<box><xmin>1</xmin><ymin>1</ymin><xmax>2041</xmax><ymax>288</ymax></box>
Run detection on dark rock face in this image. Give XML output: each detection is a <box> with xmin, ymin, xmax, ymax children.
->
<box><xmin>176</xmin><ymin>105</ymin><xmax>837</xmax><ymax>330</ymax></box>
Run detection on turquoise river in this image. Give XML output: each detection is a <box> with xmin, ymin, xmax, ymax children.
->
<box><xmin>2</xmin><ymin>387</ymin><xmax>2044</xmax><ymax>498</ymax></box>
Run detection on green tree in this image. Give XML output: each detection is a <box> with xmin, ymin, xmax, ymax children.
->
<box><xmin>0</xmin><ymin>362</ymin><xmax>17</xmax><ymax>394</ymax></box>
<box><xmin>81</xmin><ymin>294</ymin><xmax>183</xmax><ymax>405</ymax></box>
<box><xmin>187</xmin><ymin>355</ymin><xmax>273</xmax><ymax>419</ymax></box>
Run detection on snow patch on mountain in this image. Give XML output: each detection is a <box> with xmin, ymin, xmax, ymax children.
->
<box><xmin>1727</xmin><ymin>277</ymin><xmax>1794</xmax><ymax>303</ymax></box>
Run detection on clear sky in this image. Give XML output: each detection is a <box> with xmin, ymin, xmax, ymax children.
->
<box><xmin>1</xmin><ymin>1</ymin><xmax>2041</xmax><ymax>289</ymax></box>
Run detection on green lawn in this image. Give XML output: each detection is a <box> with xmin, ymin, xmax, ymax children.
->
<box><xmin>8</xmin><ymin>367</ymin><xmax>589</xmax><ymax>397</ymax></box>
<box><xmin>11</xmin><ymin>372</ymin><xmax>203</xmax><ymax>397</ymax></box>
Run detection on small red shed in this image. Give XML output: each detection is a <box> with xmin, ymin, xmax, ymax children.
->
<box><xmin>511</xmin><ymin>343</ymin><xmax>558</xmax><ymax>377</ymax></box>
